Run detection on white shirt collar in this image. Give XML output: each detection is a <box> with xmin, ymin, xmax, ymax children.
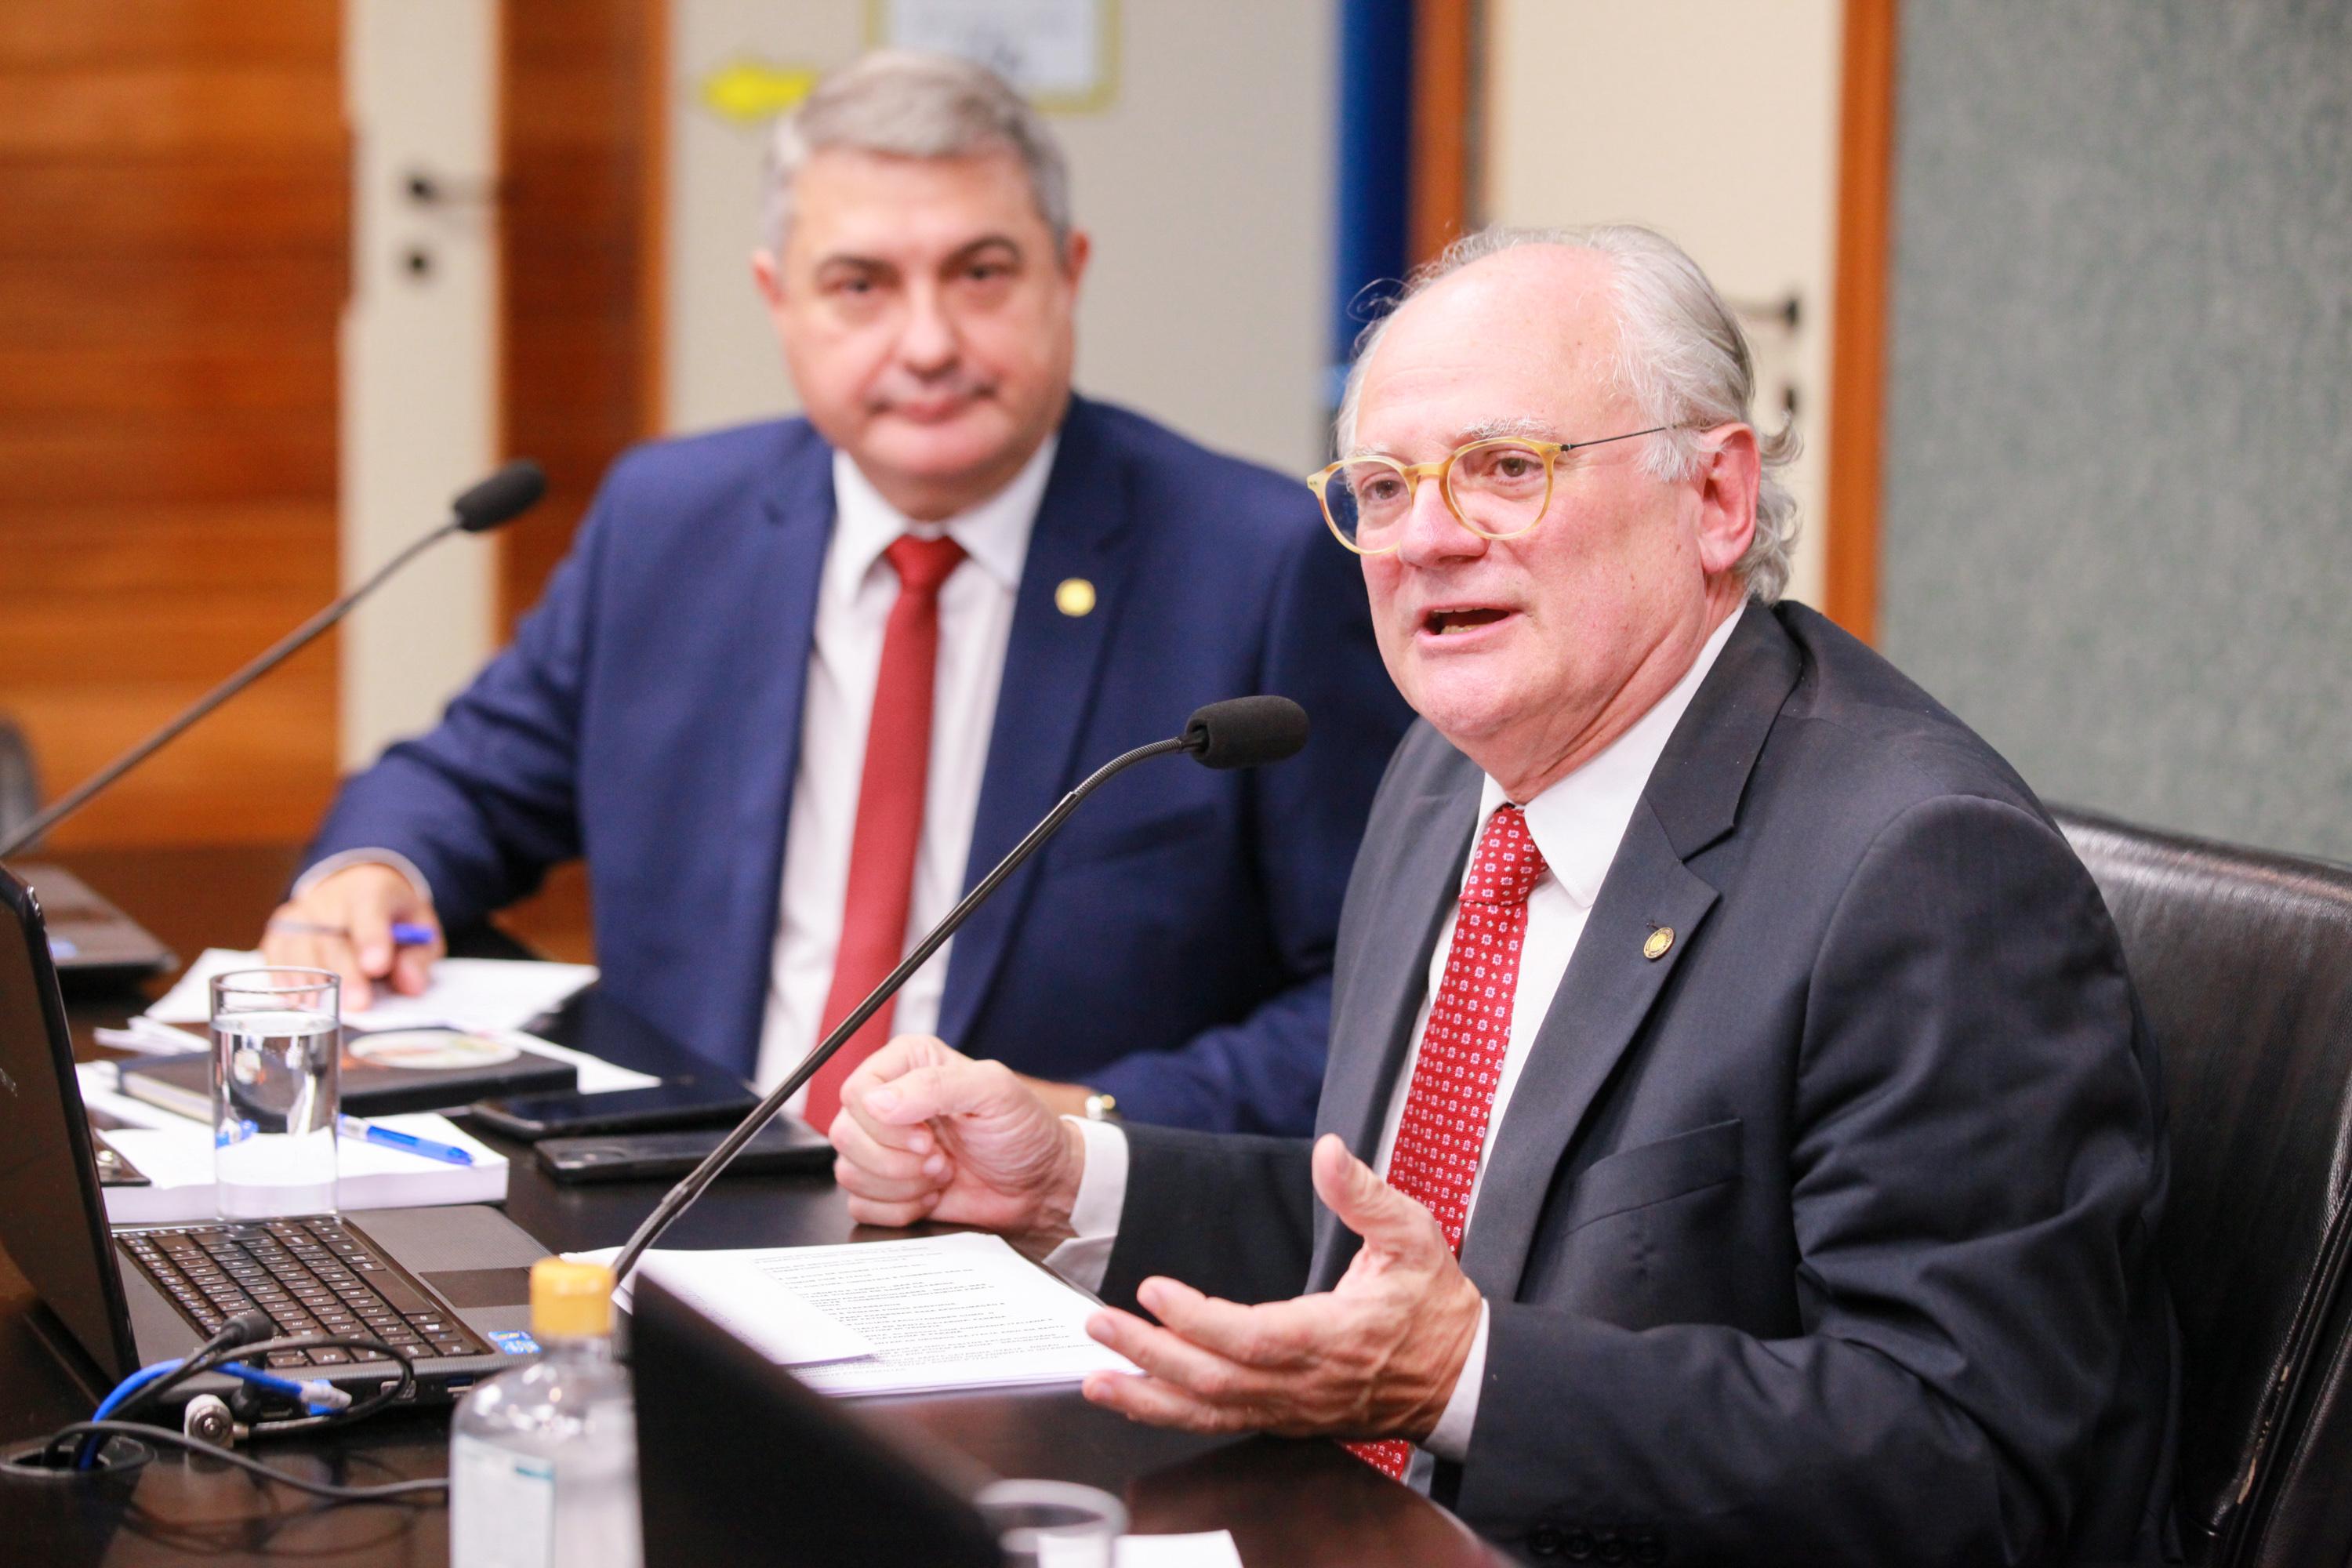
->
<box><xmin>826</xmin><ymin>434</ymin><xmax>1059</xmax><ymax>601</ymax></box>
<box><xmin>1475</xmin><ymin>603</ymin><xmax>1748</xmax><ymax>909</ymax></box>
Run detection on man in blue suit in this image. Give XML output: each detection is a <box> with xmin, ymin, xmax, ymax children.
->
<box><xmin>262</xmin><ymin>53</ymin><xmax>1411</xmax><ymax>1134</ymax></box>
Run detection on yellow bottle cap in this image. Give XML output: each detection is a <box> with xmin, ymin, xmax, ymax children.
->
<box><xmin>530</xmin><ymin>1257</ymin><xmax>615</xmax><ymax>1339</ymax></box>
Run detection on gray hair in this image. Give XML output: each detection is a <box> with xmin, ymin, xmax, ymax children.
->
<box><xmin>1335</xmin><ymin>224</ymin><xmax>1800</xmax><ymax>604</ymax></box>
<box><xmin>762</xmin><ymin>51</ymin><xmax>1073</xmax><ymax>261</ymax></box>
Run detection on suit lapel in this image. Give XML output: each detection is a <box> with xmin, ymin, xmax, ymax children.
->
<box><xmin>1454</xmin><ymin>805</ymin><xmax>1719</xmax><ymax>1297</ymax></box>
<box><xmin>720</xmin><ymin>426</ymin><xmax>836</xmax><ymax>1073</ymax></box>
<box><xmin>1323</xmin><ymin>785</ymin><xmax>1482</xmax><ymax>1147</ymax></box>
<box><xmin>938</xmin><ymin>401</ymin><xmax>1143</xmax><ymax>1043</ymax></box>
<box><xmin>1305</xmin><ymin>775</ymin><xmax>1481</xmax><ymax>1288</ymax></box>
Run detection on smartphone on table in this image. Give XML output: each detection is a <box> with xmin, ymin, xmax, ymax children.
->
<box><xmin>469</xmin><ymin>1073</ymin><xmax>758</xmax><ymax>1141</ymax></box>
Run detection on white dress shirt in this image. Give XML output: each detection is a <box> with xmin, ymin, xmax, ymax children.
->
<box><xmin>1047</xmin><ymin>604</ymin><xmax>1742</xmax><ymax>1477</ymax></box>
<box><xmin>753</xmin><ymin>438</ymin><xmax>1058</xmax><ymax>1096</ymax></box>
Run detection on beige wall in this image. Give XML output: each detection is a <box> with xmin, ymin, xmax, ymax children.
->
<box><xmin>1483</xmin><ymin>0</ymin><xmax>1842</xmax><ymax>608</ymax></box>
<box><xmin>339</xmin><ymin>0</ymin><xmax>499</xmax><ymax>768</ymax></box>
<box><xmin>663</xmin><ymin>0</ymin><xmax>1337</xmax><ymax>475</ymax></box>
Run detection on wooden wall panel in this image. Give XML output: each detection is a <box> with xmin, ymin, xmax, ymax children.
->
<box><xmin>0</xmin><ymin>0</ymin><xmax>345</xmax><ymax>848</ymax></box>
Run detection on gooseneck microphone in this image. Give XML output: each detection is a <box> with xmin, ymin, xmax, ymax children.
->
<box><xmin>608</xmin><ymin>694</ymin><xmax>1311</xmax><ymax>1283</ymax></box>
<box><xmin>0</xmin><ymin>460</ymin><xmax>547</xmax><ymax>860</ymax></box>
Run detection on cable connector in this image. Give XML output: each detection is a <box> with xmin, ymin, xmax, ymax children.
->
<box><xmin>183</xmin><ymin>1393</ymin><xmax>235</xmax><ymax>1446</ymax></box>
<box><xmin>297</xmin><ymin>1380</ymin><xmax>353</xmax><ymax>1414</ymax></box>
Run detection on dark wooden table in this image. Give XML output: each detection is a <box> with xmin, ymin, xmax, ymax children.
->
<box><xmin>0</xmin><ymin>847</ymin><xmax>1504</xmax><ymax>1567</ymax></box>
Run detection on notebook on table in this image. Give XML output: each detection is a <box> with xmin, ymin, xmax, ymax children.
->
<box><xmin>117</xmin><ymin>1029</ymin><xmax>577</xmax><ymax>1120</ymax></box>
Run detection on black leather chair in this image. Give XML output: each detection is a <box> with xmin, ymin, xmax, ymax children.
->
<box><xmin>0</xmin><ymin>715</ymin><xmax>37</xmax><ymax>849</ymax></box>
<box><xmin>2055</xmin><ymin>807</ymin><xmax>2352</xmax><ymax>1566</ymax></box>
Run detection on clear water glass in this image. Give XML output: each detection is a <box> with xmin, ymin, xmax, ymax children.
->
<box><xmin>975</xmin><ymin>1479</ymin><xmax>1126</xmax><ymax>1568</ymax></box>
<box><xmin>210</xmin><ymin>967</ymin><xmax>340</xmax><ymax>1218</ymax></box>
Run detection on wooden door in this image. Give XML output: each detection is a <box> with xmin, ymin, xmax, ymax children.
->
<box><xmin>492</xmin><ymin>0</ymin><xmax>664</xmax><ymax>960</ymax></box>
<box><xmin>0</xmin><ymin>2</ymin><xmax>347</xmax><ymax>848</ymax></box>
<box><xmin>499</xmin><ymin>0</ymin><xmax>665</xmax><ymax>633</ymax></box>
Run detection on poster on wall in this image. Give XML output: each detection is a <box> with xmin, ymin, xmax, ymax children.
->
<box><xmin>871</xmin><ymin>0</ymin><xmax>1117</xmax><ymax>111</ymax></box>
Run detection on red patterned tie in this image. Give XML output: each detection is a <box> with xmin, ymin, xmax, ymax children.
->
<box><xmin>1348</xmin><ymin>805</ymin><xmax>1547</xmax><ymax>1479</ymax></box>
<box><xmin>804</xmin><ymin>533</ymin><xmax>967</xmax><ymax>1133</ymax></box>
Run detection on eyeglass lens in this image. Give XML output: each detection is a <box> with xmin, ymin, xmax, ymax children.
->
<box><xmin>1323</xmin><ymin>441</ymin><xmax>1552</xmax><ymax>548</ymax></box>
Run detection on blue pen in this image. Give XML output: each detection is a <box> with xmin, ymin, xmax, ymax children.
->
<box><xmin>338</xmin><ymin>1114</ymin><xmax>474</xmax><ymax>1166</ymax></box>
<box><xmin>390</xmin><ymin>921</ymin><xmax>437</xmax><ymax>946</ymax></box>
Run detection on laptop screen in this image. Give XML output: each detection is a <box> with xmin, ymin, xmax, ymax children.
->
<box><xmin>0</xmin><ymin>867</ymin><xmax>136</xmax><ymax>1382</ymax></box>
<box><xmin>633</xmin><ymin>1274</ymin><xmax>1000</xmax><ymax>1568</ymax></box>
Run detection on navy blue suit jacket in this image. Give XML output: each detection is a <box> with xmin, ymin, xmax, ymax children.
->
<box><xmin>307</xmin><ymin>397</ymin><xmax>1414</xmax><ymax>1132</ymax></box>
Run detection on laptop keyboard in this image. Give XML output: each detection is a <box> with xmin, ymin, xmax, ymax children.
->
<box><xmin>118</xmin><ymin>1218</ymin><xmax>487</xmax><ymax>1367</ymax></box>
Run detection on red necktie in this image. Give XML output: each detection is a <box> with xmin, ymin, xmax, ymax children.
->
<box><xmin>1348</xmin><ymin>805</ymin><xmax>1547</xmax><ymax>1479</ymax></box>
<box><xmin>804</xmin><ymin>533</ymin><xmax>967</xmax><ymax>1133</ymax></box>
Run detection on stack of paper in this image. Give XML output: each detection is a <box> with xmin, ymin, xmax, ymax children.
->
<box><xmin>575</xmin><ymin>1232</ymin><xmax>1139</xmax><ymax>1396</ymax></box>
<box><xmin>77</xmin><ymin>1062</ymin><xmax>509</xmax><ymax>1223</ymax></box>
<box><xmin>145</xmin><ymin>948</ymin><xmax>600</xmax><ymax>1033</ymax></box>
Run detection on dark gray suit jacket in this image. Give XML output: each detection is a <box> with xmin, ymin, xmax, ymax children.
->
<box><xmin>1102</xmin><ymin>601</ymin><xmax>2176</xmax><ymax>1566</ymax></box>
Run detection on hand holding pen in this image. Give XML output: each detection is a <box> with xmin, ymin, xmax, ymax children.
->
<box><xmin>259</xmin><ymin>862</ymin><xmax>445</xmax><ymax>1010</ymax></box>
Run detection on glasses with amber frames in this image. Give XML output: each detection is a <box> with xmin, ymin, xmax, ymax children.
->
<box><xmin>1306</xmin><ymin>427</ymin><xmax>1671</xmax><ymax>555</ymax></box>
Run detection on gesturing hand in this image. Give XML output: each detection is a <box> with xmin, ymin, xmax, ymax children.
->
<box><xmin>1078</xmin><ymin>1134</ymin><xmax>1483</xmax><ymax>1442</ymax></box>
<box><xmin>828</xmin><ymin>1036</ymin><xmax>1087</xmax><ymax>1257</ymax></box>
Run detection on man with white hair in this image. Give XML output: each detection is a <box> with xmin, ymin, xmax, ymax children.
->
<box><xmin>265</xmin><ymin>53</ymin><xmax>1411</xmax><ymax>1134</ymax></box>
<box><xmin>831</xmin><ymin>226</ymin><xmax>2177</xmax><ymax>1563</ymax></box>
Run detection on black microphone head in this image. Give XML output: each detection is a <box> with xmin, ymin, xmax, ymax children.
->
<box><xmin>1181</xmin><ymin>696</ymin><xmax>1309</xmax><ymax>770</ymax></box>
<box><xmin>452</xmin><ymin>459</ymin><xmax>548</xmax><ymax>533</ymax></box>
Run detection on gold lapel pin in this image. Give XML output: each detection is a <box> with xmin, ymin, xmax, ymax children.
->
<box><xmin>1642</xmin><ymin>926</ymin><xmax>1675</xmax><ymax>961</ymax></box>
<box><xmin>1054</xmin><ymin>577</ymin><xmax>1096</xmax><ymax>617</ymax></box>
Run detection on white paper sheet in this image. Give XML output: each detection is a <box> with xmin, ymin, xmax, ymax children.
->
<box><xmin>567</xmin><ymin>1246</ymin><xmax>877</xmax><ymax>1367</ymax></box>
<box><xmin>586</xmin><ymin>1232</ymin><xmax>1137</xmax><ymax>1396</ymax></box>
<box><xmin>145</xmin><ymin>948</ymin><xmax>598</xmax><ymax>1033</ymax></box>
<box><xmin>136</xmin><ymin>950</ymin><xmax>653</xmax><ymax>1094</ymax></box>
<box><xmin>91</xmin><ymin>1016</ymin><xmax>209</xmax><ymax>1055</ymax></box>
<box><xmin>1116</xmin><ymin>1532</ymin><xmax>1245</xmax><ymax>1568</ymax></box>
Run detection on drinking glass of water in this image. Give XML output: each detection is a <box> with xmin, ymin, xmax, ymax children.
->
<box><xmin>211</xmin><ymin>967</ymin><xmax>341</xmax><ymax>1218</ymax></box>
<box><xmin>975</xmin><ymin>1479</ymin><xmax>1126</xmax><ymax>1568</ymax></box>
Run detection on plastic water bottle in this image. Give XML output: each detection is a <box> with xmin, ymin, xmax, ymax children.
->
<box><xmin>450</xmin><ymin>1258</ymin><xmax>642</xmax><ymax>1568</ymax></box>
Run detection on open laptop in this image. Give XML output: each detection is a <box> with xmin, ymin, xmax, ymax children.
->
<box><xmin>10</xmin><ymin>862</ymin><xmax>174</xmax><ymax>988</ymax></box>
<box><xmin>0</xmin><ymin>865</ymin><xmax>544</xmax><ymax>1407</ymax></box>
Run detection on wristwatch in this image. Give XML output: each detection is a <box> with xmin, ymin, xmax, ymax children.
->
<box><xmin>1082</xmin><ymin>1092</ymin><xmax>1120</xmax><ymax>1123</ymax></box>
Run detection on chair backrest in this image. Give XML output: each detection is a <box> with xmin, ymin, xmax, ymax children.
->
<box><xmin>0</xmin><ymin>716</ymin><xmax>37</xmax><ymax>848</ymax></box>
<box><xmin>2055</xmin><ymin>806</ymin><xmax>2352</xmax><ymax>1566</ymax></box>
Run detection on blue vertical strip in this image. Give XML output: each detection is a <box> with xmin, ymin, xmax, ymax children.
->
<box><xmin>1330</xmin><ymin>0</ymin><xmax>1414</xmax><ymax>425</ymax></box>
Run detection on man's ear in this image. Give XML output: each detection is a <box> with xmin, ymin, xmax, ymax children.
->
<box><xmin>751</xmin><ymin>249</ymin><xmax>786</xmax><ymax>313</ymax></box>
<box><xmin>1692</xmin><ymin>423</ymin><xmax>1762</xmax><ymax>579</ymax></box>
<box><xmin>1059</xmin><ymin>228</ymin><xmax>1093</xmax><ymax>289</ymax></box>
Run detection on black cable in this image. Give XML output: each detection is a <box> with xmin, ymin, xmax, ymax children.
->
<box><xmin>41</xmin><ymin>1421</ymin><xmax>447</xmax><ymax>1502</ymax></box>
<box><xmin>64</xmin><ymin>1333</ymin><xmax>419</xmax><ymax>1477</ymax></box>
<box><xmin>108</xmin><ymin>1331</ymin><xmax>416</xmax><ymax>1434</ymax></box>
<box><xmin>77</xmin><ymin>1313</ymin><xmax>265</xmax><ymax>1465</ymax></box>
